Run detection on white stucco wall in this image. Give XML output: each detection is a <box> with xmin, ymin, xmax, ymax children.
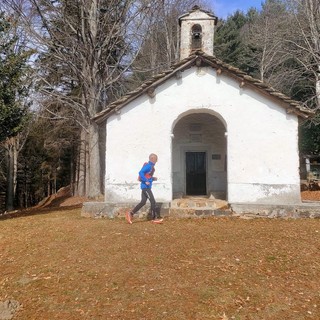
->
<box><xmin>105</xmin><ymin>66</ymin><xmax>301</xmax><ymax>204</ymax></box>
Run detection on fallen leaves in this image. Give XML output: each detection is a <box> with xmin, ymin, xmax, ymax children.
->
<box><xmin>1</xmin><ymin>209</ymin><xmax>320</xmax><ymax>319</ymax></box>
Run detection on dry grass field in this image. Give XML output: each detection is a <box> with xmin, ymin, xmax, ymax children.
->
<box><xmin>1</xmin><ymin>200</ymin><xmax>320</xmax><ymax>320</ymax></box>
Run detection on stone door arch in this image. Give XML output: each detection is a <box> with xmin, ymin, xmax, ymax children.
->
<box><xmin>172</xmin><ymin>111</ymin><xmax>227</xmax><ymax>199</ymax></box>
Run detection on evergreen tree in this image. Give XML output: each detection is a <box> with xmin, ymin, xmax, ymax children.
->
<box><xmin>0</xmin><ymin>12</ymin><xmax>31</xmax><ymax>142</ymax></box>
<box><xmin>214</xmin><ymin>9</ymin><xmax>259</xmax><ymax>76</ymax></box>
<box><xmin>0</xmin><ymin>11</ymin><xmax>33</xmax><ymax>211</ymax></box>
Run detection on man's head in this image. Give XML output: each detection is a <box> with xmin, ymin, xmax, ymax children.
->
<box><xmin>149</xmin><ymin>153</ymin><xmax>158</xmax><ymax>164</ymax></box>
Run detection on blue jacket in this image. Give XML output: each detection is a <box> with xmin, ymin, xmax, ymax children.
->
<box><xmin>138</xmin><ymin>161</ymin><xmax>155</xmax><ymax>189</ymax></box>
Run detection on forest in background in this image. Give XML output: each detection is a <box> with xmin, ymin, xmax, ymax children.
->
<box><xmin>0</xmin><ymin>0</ymin><xmax>319</xmax><ymax>212</ymax></box>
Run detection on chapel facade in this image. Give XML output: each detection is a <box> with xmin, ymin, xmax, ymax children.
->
<box><xmin>92</xmin><ymin>6</ymin><xmax>311</xmax><ymax>208</ymax></box>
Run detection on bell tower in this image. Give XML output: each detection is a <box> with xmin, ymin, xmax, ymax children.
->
<box><xmin>179</xmin><ymin>6</ymin><xmax>218</xmax><ymax>60</ymax></box>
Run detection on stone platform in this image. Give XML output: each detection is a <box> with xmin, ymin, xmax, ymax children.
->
<box><xmin>168</xmin><ymin>196</ymin><xmax>232</xmax><ymax>218</ymax></box>
<box><xmin>81</xmin><ymin>197</ymin><xmax>320</xmax><ymax>219</ymax></box>
<box><xmin>230</xmin><ymin>201</ymin><xmax>320</xmax><ymax>219</ymax></box>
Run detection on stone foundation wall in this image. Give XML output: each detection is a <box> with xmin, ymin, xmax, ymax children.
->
<box><xmin>81</xmin><ymin>202</ymin><xmax>170</xmax><ymax>219</ymax></box>
<box><xmin>82</xmin><ymin>201</ymin><xmax>320</xmax><ymax>219</ymax></box>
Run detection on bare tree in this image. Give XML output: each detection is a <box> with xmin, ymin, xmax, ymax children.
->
<box><xmin>242</xmin><ymin>0</ymin><xmax>319</xmax><ymax>113</ymax></box>
<box><xmin>284</xmin><ymin>0</ymin><xmax>320</xmax><ymax>110</ymax></box>
<box><xmin>3</xmin><ymin>133</ymin><xmax>29</xmax><ymax>210</ymax></box>
<box><xmin>3</xmin><ymin>0</ymin><xmax>159</xmax><ymax>198</ymax></box>
<box><xmin>131</xmin><ymin>0</ymin><xmax>211</xmax><ymax>83</ymax></box>
<box><xmin>244</xmin><ymin>1</ymin><xmax>292</xmax><ymax>85</ymax></box>
<box><xmin>2</xmin><ymin>0</ymin><xmax>216</xmax><ymax>201</ymax></box>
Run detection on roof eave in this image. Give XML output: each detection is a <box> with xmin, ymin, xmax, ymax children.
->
<box><xmin>93</xmin><ymin>56</ymin><xmax>199</xmax><ymax>124</ymax></box>
<box><xmin>93</xmin><ymin>52</ymin><xmax>314</xmax><ymax>123</ymax></box>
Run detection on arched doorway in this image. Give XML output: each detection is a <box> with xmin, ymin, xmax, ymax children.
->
<box><xmin>172</xmin><ymin>112</ymin><xmax>227</xmax><ymax>199</ymax></box>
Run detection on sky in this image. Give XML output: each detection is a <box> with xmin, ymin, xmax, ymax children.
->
<box><xmin>210</xmin><ymin>0</ymin><xmax>263</xmax><ymax>19</ymax></box>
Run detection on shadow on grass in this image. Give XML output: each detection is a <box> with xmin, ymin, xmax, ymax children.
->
<box><xmin>0</xmin><ymin>185</ymin><xmax>90</xmax><ymax>220</ymax></box>
<box><xmin>0</xmin><ymin>198</ymin><xmax>82</xmax><ymax>221</ymax></box>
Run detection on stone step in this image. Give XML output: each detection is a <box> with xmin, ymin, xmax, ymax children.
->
<box><xmin>168</xmin><ymin>207</ymin><xmax>233</xmax><ymax>218</ymax></box>
<box><xmin>168</xmin><ymin>197</ymin><xmax>232</xmax><ymax>218</ymax></box>
<box><xmin>170</xmin><ymin>197</ymin><xmax>228</xmax><ymax>209</ymax></box>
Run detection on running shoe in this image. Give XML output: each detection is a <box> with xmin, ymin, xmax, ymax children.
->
<box><xmin>125</xmin><ymin>211</ymin><xmax>133</xmax><ymax>224</ymax></box>
<box><xmin>152</xmin><ymin>218</ymin><xmax>163</xmax><ymax>224</ymax></box>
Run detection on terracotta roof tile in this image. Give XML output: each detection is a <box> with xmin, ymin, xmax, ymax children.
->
<box><xmin>93</xmin><ymin>51</ymin><xmax>314</xmax><ymax>123</ymax></box>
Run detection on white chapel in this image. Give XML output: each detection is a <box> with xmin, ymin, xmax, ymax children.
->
<box><xmin>87</xmin><ymin>6</ymin><xmax>312</xmax><ymax>216</ymax></box>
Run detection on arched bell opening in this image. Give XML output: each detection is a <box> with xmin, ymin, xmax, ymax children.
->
<box><xmin>191</xmin><ymin>24</ymin><xmax>202</xmax><ymax>50</ymax></box>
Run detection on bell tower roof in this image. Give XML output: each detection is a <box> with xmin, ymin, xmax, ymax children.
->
<box><xmin>178</xmin><ymin>5</ymin><xmax>217</xmax><ymax>24</ymax></box>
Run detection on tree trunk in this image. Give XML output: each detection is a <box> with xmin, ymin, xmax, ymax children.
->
<box><xmin>5</xmin><ymin>137</ymin><xmax>18</xmax><ymax>211</ymax></box>
<box><xmin>87</xmin><ymin>120</ymin><xmax>101</xmax><ymax>198</ymax></box>
<box><xmin>317</xmin><ymin>66</ymin><xmax>320</xmax><ymax>108</ymax></box>
<box><xmin>75</xmin><ymin>128</ymin><xmax>87</xmax><ymax>196</ymax></box>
